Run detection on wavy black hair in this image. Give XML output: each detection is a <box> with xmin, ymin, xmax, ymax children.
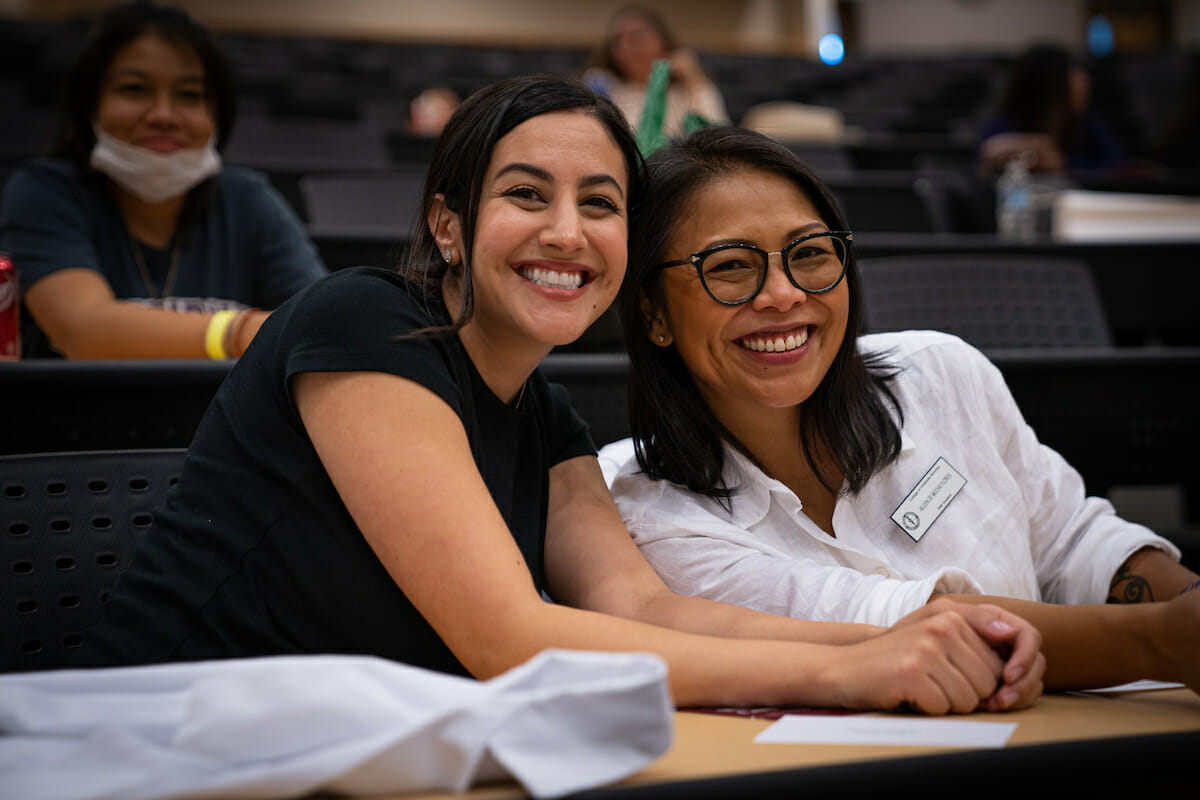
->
<box><xmin>621</xmin><ymin>125</ymin><xmax>902</xmax><ymax>504</ymax></box>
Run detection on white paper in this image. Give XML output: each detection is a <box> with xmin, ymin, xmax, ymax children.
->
<box><xmin>1076</xmin><ymin>679</ymin><xmax>1185</xmax><ymax>694</ymax></box>
<box><xmin>755</xmin><ymin>715</ymin><xmax>1017</xmax><ymax>748</ymax></box>
<box><xmin>1052</xmin><ymin>189</ymin><xmax>1200</xmax><ymax>242</ymax></box>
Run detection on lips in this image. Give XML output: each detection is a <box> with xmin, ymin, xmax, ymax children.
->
<box><xmin>738</xmin><ymin>326</ymin><xmax>810</xmax><ymax>353</ymax></box>
<box><xmin>136</xmin><ymin>138</ymin><xmax>187</xmax><ymax>153</ymax></box>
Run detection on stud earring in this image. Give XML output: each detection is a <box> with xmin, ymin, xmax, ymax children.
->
<box><xmin>442</xmin><ymin>249</ymin><xmax>453</xmax><ymax>263</ymax></box>
<box><xmin>657</xmin><ymin>335</ymin><xmax>665</xmax><ymax>343</ymax></box>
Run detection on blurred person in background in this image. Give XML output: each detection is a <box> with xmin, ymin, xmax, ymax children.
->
<box><xmin>0</xmin><ymin>0</ymin><xmax>326</xmax><ymax>359</ymax></box>
<box><xmin>582</xmin><ymin>5</ymin><xmax>729</xmax><ymax>140</ymax></box>
<box><xmin>978</xmin><ymin>43</ymin><xmax>1125</xmax><ymax>175</ymax></box>
<box><xmin>407</xmin><ymin>85</ymin><xmax>461</xmax><ymax>138</ymax></box>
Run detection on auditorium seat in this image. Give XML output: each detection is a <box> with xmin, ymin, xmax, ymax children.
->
<box><xmin>858</xmin><ymin>254</ymin><xmax>1113</xmax><ymax>348</ymax></box>
<box><xmin>0</xmin><ymin>448</ymin><xmax>186</xmax><ymax>672</ymax></box>
<box><xmin>299</xmin><ymin>169</ymin><xmax>426</xmax><ymax>242</ymax></box>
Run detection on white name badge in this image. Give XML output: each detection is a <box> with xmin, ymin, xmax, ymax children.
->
<box><xmin>891</xmin><ymin>457</ymin><xmax>967</xmax><ymax>542</ymax></box>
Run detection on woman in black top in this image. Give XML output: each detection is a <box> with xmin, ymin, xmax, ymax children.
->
<box><xmin>80</xmin><ymin>75</ymin><xmax>1044</xmax><ymax>715</ymax></box>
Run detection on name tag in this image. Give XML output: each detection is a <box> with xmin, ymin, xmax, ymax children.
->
<box><xmin>891</xmin><ymin>457</ymin><xmax>967</xmax><ymax>542</ymax></box>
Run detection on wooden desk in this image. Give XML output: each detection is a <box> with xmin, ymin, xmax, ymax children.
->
<box><xmin>396</xmin><ymin>688</ymin><xmax>1200</xmax><ymax>799</ymax></box>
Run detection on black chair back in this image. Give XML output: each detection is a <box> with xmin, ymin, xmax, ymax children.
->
<box><xmin>542</xmin><ymin>353</ymin><xmax>631</xmax><ymax>448</ymax></box>
<box><xmin>0</xmin><ymin>448</ymin><xmax>185</xmax><ymax>672</ymax></box>
<box><xmin>859</xmin><ymin>255</ymin><xmax>1113</xmax><ymax>348</ymax></box>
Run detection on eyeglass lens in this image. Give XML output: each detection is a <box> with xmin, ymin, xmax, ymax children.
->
<box><xmin>698</xmin><ymin>234</ymin><xmax>847</xmax><ymax>303</ymax></box>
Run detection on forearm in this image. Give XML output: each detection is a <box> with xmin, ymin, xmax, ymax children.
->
<box><xmin>1108</xmin><ymin>547</ymin><xmax>1198</xmax><ymax>603</ymax></box>
<box><xmin>937</xmin><ymin>593</ymin><xmax>1163</xmax><ymax>690</ymax></box>
<box><xmin>468</xmin><ymin>597</ymin><xmax>848</xmax><ymax>709</ymax></box>
<box><xmin>630</xmin><ymin>587</ymin><xmax>883</xmax><ymax>646</ymax></box>
<box><xmin>474</xmin><ymin>596</ymin><xmax>1043</xmax><ymax>714</ymax></box>
<box><xmin>36</xmin><ymin>301</ymin><xmax>211</xmax><ymax>359</ymax></box>
<box><xmin>44</xmin><ymin>302</ymin><xmax>260</xmax><ymax>359</ymax></box>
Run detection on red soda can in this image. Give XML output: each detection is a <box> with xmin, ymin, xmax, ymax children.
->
<box><xmin>0</xmin><ymin>253</ymin><xmax>19</xmax><ymax>360</ymax></box>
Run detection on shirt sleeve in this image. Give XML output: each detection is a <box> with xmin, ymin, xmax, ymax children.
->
<box><xmin>233</xmin><ymin>170</ymin><xmax>328</xmax><ymax>308</ymax></box>
<box><xmin>0</xmin><ymin>162</ymin><xmax>105</xmax><ymax>290</ymax></box>
<box><xmin>280</xmin><ymin>270</ymin><xmax>463</xmax><ymax>418</ymax></box>
<box><xmin>606</xmin><ymin>453</ymin><xmax>982</xmax><ymax>628</ymax></box>
<box><xmin>954</xmin><ymin>340</ymin><xmax>1180</xmax><ymax>605</ymax></box>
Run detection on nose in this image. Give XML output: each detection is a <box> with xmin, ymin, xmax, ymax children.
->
<box><xmin>750</xmin><ymin>252</ymin><xmax>807</xmax><ymax>311</ymax></box>
<box><xmin>539</xmin><ymin>199</ymin><xmax>585</xmax><ymax>254</ymax></box>
<box><xmin>145</xmin><ymin>90</ymin><xmax>181</xmax><ymax>126</ymax></box>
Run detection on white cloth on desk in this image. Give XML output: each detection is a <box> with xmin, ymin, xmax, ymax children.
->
<box><xmin>0</xmin><ymin>649</ymin><xmax>672</xmax><ymax>800</ymax></box>
<box><xmin>600</xmin><ymin>331</ymin><xmax>1179</xmax><ymax>626</ymax></box>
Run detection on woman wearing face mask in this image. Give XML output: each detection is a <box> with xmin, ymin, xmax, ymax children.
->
<box><xmin>0</xmin><ymin>1</ymin><xmax>326</xmax><ymax>359</ymax></box>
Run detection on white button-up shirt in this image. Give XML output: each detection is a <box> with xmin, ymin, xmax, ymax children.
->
<box><xmin>599</xmin><ymin>331</ymin><xmax>1179</xmax><ymax>626</ymax></box>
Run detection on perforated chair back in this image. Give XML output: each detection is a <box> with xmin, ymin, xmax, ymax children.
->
<box><xmin>299</xmin><ymin>170</ymin><xmax>426</xmax><ymax>241</ymax></box>
<box><xmin>0</xmin><ymin>449</ymin><xmax>186</xmax><ymax>672</ymax></box>
<box><xmin>859</xmin><ymin>255</ymin><xmax>1113</xmax><ymax>348</ymax></box>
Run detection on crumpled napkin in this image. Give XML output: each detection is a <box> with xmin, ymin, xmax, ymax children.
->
<box><xmin>0</xmin><ymin>648</ymin><xmax>673</xmax><ymax>799</ymax></box>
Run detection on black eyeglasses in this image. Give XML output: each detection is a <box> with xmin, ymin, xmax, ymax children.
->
<box><xmin>659</xmin><ymin>230</ymin><xmax>853</xmax><ymax>306</ymax></box>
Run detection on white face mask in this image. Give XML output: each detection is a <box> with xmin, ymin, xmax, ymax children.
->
<box><xmin>89</xmin><ymin>125</ymin><xmax>222</xmax><ymax>203</ymax></box>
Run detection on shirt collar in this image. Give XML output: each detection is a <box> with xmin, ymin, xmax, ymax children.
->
<box><xmin>719</xmin><ymin>425</ymin><xmax>914</xmax><ymax>527</ymax></box>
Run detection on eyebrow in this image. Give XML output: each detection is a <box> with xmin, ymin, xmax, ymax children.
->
<box><xmin>110</xmin><ymin>67</ymin><xmax>205</xmax><ymax>86</ymax></box>
<box><xmin>703</xmin><ymin>222</ymin><xmax>827</xmax><ymax>251</ymax></box>
<box><xmin>494</xmin><ymin>162</ymin><xmax>625</xmax><ymax>199</ymax></box>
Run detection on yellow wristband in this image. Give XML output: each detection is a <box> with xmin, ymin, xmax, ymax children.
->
<box><xmin>204</xmin><ymin>310</ymin><xmax>237</xmax><ymax>360</ymax></box>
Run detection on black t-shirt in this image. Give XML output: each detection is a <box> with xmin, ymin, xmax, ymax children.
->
<box><xmin>76</xmin><ymin>267</ymin><xmax>595</xmax><ymax>675</ymax></box>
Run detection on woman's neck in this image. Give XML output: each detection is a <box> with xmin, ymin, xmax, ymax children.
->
<box><xmin>443</xmin><ymin>278</ymin><xmax>550</xmax><ymax>405</ymax></box>
<box><xmin>111</xmin><ymin>183</ymin><xmax>185</xmax><ymax>249</ymax></box>
<box><xmin>720</xmin><ymin>403</ymin><xmax>842</xmax><ymax>533</ymax></box>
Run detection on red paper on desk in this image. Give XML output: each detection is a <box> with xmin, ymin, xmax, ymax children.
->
<box><xmin>683</xmin><ymin>706</ymin><xmax>861</xmax><ymax>720</ymax></box>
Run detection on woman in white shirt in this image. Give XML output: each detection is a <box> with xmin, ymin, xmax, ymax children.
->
<box><xmin>600</xmin><ymin>125</ymin><xmax>1200</xmax><ymax>692</ymax></box>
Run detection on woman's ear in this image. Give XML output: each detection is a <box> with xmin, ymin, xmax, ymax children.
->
<box><xmin>640</xmin><ymin>292</ymin><xmax>673</xmax><ymax>347</ymax></box>
<box><xmin>427</xmin><ymin>193</ymin><xmax>462</xmax><ymax>265</ymax></box>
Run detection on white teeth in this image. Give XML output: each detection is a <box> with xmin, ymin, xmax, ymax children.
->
<box><xmin>742</xmin><ymin>328</ymin><xmax>809</xmax><ymax>353</ymax></box>
<box><xmin>521</xmin><ymin>268</ymin><xmax>583</xmax><ymax>289</ymax></box>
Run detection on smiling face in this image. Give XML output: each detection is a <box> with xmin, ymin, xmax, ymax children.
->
<box><xmin>94</xmin><ymin>32</ymin><xmax>215</xmax><ymax>154</ymax></box>
<box><xmin>442</xmin><ymin>109</ymin><xmax>630</xmax><ymax>357</ymax></box>
<box><xmin>648</xmin><ymin>167</ymin><xmax>850</xmax><ymax>431</ymax></box>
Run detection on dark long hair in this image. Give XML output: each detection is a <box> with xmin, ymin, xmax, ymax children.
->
<box><xmin>994</xmin><ymin>43</ymin><xmax>1083</xmax><ymax>152</ymax></box>
<box><xmin>622</xmin><ymin>126</ymin><xmax>901</xmax><ymax>503</ymax></box>
<box><xmin>51</xmin><ymin>1</ymin><xmax>236</xmax><ymax>163</ymax></box>
<box><xmin>400</xmin><ymin>74</ymin><xmax>644</xmax><ymax>333</ymax></box>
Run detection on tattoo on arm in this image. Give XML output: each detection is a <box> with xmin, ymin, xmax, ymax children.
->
<box><xmin>1107</xmin><ymin>562</ymin><xmax>1155</xmax><ymax>604</ymax></box>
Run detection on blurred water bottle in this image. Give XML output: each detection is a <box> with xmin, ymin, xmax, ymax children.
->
<box><xmin>996</xmin><ymin>152</ymin><xmax>1037</xmax><ymax>242</ymax></box>
<box><xmin>0</xmin><ymin>253</ymin><xmax>19</xmax><ymax>360</ymax></box>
